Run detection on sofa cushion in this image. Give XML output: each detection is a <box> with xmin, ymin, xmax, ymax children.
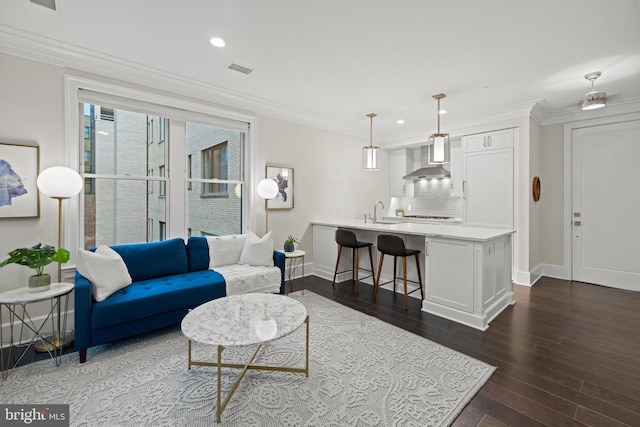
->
<box><xmin>91</xmin><ymin>270</ymin><xmax>226</xmax><ymax>329</ymax></box>
<box><xmin>110</xmin><ymin>238</ymin><xmax>188</xmax><ymax>282</ymax></box>
<box><xmin>239</xmin><ymin>231</ymin><xmax>274</xmax><ymax>267</ymax></box>
<box><xmin>76</xmin><ymin>245</ymin><xmax>133</xmax><ymax>302</ymax></box>
<box><xmin>213</xmin><ymin>264</ymin><xmax>281</xmax><ymax>295</ymax></box>
<box><xmin>206</xmin><ymin>234</ymin><xmax>247</xmax><ymax>268</ymax></box>
<box><xmin>186</xmin><ymin>237</ymin><xmax>210</xmax><ymax>272</ymax></box>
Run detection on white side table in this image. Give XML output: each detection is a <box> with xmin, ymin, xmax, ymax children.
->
<box><xmin>0</xmin><ymin>282</ymin><xmax>74</xmax><ymax>380</ymax></box>
<box><xmin>277</xmin><ymin>250</ymin><xmax>305</xmax><ymax>294</ymax></box>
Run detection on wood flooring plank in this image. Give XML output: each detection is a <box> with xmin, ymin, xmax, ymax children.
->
<box><xmin>574</xmin><ymin>406</ymin><xmax>632</xmax><ymax>427</ymax></box>
<box><xmin>489</xmin><ymin>372</ymin><xmax>578</xmax><ymax>417</ymax></box>
<box><xmin>297</xmin><ymin>276</ymin><xmax>640</xmax><ymax>426</ymax></box>
<box><xmin>477</xmin><ymin>414</ymin><xmax>510</xmax><ymax>427</ymax></box>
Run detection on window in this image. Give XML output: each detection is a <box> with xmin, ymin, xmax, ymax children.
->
<box><xmin>201</xmin><ymin>142</ymin><xmax>228</xmax><ymax>197</ymax></box>
<box><xmin>159</xmin><ymin>221</ymin><xmax>166</xmax><ymax>241</ymax></box>
<box><xmin>187</xmin><ymin>155</ymin><xmax>192</xmax><ymax>190</ymax></box>
<box><xmin>186</xmin><ymin>124</ymin><xmax>242</xmax><ymax>237</ymax></box>
<box><xmin>74</xmin><ymin>79</ymin><xmax>249</xmax><ymax>250</ymax></box>
<box><xmin>81</xmin><ymin>104</ymin><xmax>166</xmax><ymax>248</ymax></box>
<box><xmin>159</xmin><ymin>118</ymin><xmax>165</xmax><ymax>143</ymax></box>
<box><xmin>159</xmin><ymin>165</ymin><xmax>166</xmax><ymax>197</ymax></box>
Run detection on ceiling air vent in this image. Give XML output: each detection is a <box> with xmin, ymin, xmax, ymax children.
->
<box><xmin>227</xmin><ymin>63</ymin><xmax>254</xmax><ymax>75</ymax></box>
<box><xmin>30</xmin><ymin>0</ymin><xmax>56</xmax><ymax>10</ymax></box>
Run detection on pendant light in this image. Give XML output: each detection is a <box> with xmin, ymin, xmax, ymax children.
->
<box><xmin>363</xmin><ymin>113</ymin><xmax>380</xmax><ymax>170</ymax></box>
<box><xmin>428</xmin><ymin>93</ymin><xmax>450</xmax><ymax>165</ymax></box>
<box><xmin>581</xmin><ymin>71</ymin><xmax>606</xmax><ymax>110</ymax></box>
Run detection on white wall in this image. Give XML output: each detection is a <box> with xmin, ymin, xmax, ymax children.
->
<box><xmin>0</xmin><ymin>53</ymin><xmax>67</xmax><ymax>287</ymax></box>
<box><xmin>254</xmin><ymin>115</ymin><xmax>389</xmax><ymax>261</ymax></box>
<box><xmin>529</xmin><ymin>118</ymin><xmax>542</xmax><ymax>282</ymax></box>
<box><xmin>539</xmin><ymin>124</ymin><xmax>564</xmax><ymax>271</ymax></box>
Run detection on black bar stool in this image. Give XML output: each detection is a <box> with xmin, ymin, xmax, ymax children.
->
<box><xmin>332</xmin><ymin>228</ymin><xmax>375</xmax><ymax>294</ymax></box>
<box><xmin>374</xmin><ymin>234</ymin><xmax>424</xmax><ymax>310</ymax></box>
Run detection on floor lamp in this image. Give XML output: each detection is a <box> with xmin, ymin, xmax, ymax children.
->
<box><xmin>256</xmin><ymin>178</ymin><xmax>278</xmax><ymax>234</ymax></box>
<box><xmin>35</xmin><ymin>166</ymin><xmax>84</xmax><ymax>351</ymax></box>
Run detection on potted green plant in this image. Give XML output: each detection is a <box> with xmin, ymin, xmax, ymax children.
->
<box><xmin>283</xmin><ymin>235</ymin><xmax>298</xmax><ymax>253</ymax></box>
<box><xmin>395</xmin><ymin>208</ymin><xmax>404</xmax><ymax>217</ymax></box>
<box><xmin>0</xmin><ymin>243</ymin><xmax>70</xmax><ymax>292</ymax></box>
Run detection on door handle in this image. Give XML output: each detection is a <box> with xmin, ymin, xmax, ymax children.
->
<box><xmin>462</xmin><ymin>181</ymin><xmax>466</xmax><ymax>199</ymax></box>
<box><xmin>425</xmin><ymin>242</ymin><xmax>429</xmax><ymax>256</ymax></box>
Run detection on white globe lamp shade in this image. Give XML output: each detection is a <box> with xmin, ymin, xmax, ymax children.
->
<box><xmin>37</xmin><ymin>166</ymin><xmax>84</xmax><ymax>199</ymax></box>
<box><xmin>257</xmin><ymin>178</ymin><xmax>278</xmax><ymax>200</ymax></box>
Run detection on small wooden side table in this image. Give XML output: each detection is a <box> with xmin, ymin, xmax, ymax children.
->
<box><xmin>0</xmin><ymin>282</ymin><xmax>73</xmax><ymax>380</ymax></box>
<box><xmin>277</xmin><ymin>250</ymin><xmax>306</xmax><ymax>294</ymax></box>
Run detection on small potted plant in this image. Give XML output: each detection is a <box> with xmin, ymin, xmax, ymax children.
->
<box><xmin>283</xmin><ymin>235</ymin><xmax>298</xmax><ymax>253</ymax></box>
<box><xmin>0</xmin><ymin>243</ymin><xmax>70</xmax><ymax>292</ymax></box>
<box><xmin>395</xmin><ymin>208</ymin><xmax>404</xmax><ymax>217</ymax></box>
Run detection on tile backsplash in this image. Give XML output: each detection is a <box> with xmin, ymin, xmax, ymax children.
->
<box><xmin>397</xmin><ymin>178</ymin><xmax>462</xmax><ymax>218</ymax></box>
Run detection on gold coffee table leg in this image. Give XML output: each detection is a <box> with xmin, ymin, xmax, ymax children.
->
<box><xmin>187</xmin><ymin>316</ymin><xmax>310</xmax><ymax>423</ymax></box>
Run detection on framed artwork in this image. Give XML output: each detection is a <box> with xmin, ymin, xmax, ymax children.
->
<box><xmin>0</xmin><ymin>141</ymin><xmax>40</xmax><ymax>219</ymax></box>
<box><xmin>265</xmin><ymin>165</ymin><xmax>294</xmax><ymax>210</ymax></box>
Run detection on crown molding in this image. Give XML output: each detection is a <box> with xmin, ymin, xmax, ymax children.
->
<box><xmin>0</xmin><ymin>25</ymin><xmax>366</xmax><ymax>139</ymax></box>
<box><xmin>383</xmin><ymin>99</ymin><xmax>539</xmax><ymax>148</ymax></box>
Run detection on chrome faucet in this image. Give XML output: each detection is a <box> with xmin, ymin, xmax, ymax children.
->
<box><xmin>373</xmin><ymin>200</ymin><xmax>385</xmax><ymax>223</ymax></box>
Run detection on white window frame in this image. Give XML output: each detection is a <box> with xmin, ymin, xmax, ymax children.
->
<box><xmin>64</xmin><ymin>75</ymin><xmax>257</xmax><ymax>267</ymax></box>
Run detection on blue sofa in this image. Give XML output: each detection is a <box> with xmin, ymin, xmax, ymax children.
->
<box><xmin>74</xmin><ymin>237</ymin><xmax>285</xmax><ymax>363</ymax></box>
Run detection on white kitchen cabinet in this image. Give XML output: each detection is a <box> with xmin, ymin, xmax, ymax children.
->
<box><xmin>423</xmin><ymin>234</ymin><xmax>513</xmax><ymax>330</ymax></box>
<box><xmin>448</xmin><ymin>138</ymin><xmax>463</xmax><ymax>197</ymax></box>
<box><xmin>312</xmin><ymin>220</ymin><xmax>515</xmax><ymax>330</ymax></box>
<box><xmin>462</xmin><ymin>128</ymin><xmax>514</xmax><ymax>153</ymax></box>
<box><xmin>424</xmin><ymin>237</ymin><xmax>474</xmax><ymax>312</ymax></box>
<box><xmin>389</xmin><ymin>148</ymin><xmax>414</xmax><ymax>197</ymax></box>
<box><xmin>462</xmin><ymin>129</ymin><xmax>514</xmax><ymax>229</ymax></box>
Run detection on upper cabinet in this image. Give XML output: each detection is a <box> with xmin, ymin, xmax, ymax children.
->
<box><xmin>390</xmin><ymin>148</ymin><xmax>415</xmax><ymax>197</ymax></box>
<box><xmin>462</xmin><ymin>128</ymin><xmax>514</xmax><ymax>153</ymax></box>
<box><xmin>461</xmin><ymin>129</ymin><xmax>515</xmax><ymax>229</ymax></box>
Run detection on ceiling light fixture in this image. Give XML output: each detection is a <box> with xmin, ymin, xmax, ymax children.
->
<box><xmin>581</xmin><ymin>71</ymin><xmax>606</xmax><ymax>110</ymax></box>
<box><xmin>210</xmin><ymin>37</ymin><xmax>226</xmax><ymax>47</ymax></box>
<box><xmin>397</xmin><ymin>119</ymin><xmax>405</xmax><ymax>125</ymax></box>
<box><xmin>363</xmin><ymin>113</ymin><xmax>380</xmax><ymax>171</ymax></box>
<box><xmin>428</xmin><ymin>93</ymin><xmax>450</xmax><ymax>165</ymax></box>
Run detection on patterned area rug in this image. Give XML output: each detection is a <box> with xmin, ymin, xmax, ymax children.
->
<box><xmin>0</xmin><ymin>291</ymin><xmax>494</xmax><ymax>426</ymax></box>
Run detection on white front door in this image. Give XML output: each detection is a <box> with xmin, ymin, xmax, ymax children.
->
<box><xmin>571</xmin><ymin>120</ymin><xmax>640</xmax><ymax>291</ymax></box>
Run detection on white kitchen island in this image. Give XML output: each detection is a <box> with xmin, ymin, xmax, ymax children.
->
<box><xmin>312</xmin><ymin>219</ymin><xmax>515</xmax><ymax>330</ymax></box>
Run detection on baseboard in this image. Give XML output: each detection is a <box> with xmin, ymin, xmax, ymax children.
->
<box><xmin>541</xmin><ymin>263</ymin><xmax>567</xmax><ymax>280</ymax></box>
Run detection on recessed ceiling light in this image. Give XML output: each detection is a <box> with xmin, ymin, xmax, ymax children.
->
<box><xmin>210</xmin><ymin>37</ymin><xmax>226</xmax><ymax>47</ymax></box>
<box><xmin>397</xmin><ymin>119</ymin><xmax>405</xmax><ymax>124</ymax></box>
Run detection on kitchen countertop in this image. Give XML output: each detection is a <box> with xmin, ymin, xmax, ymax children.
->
<box><xmin>311</xmin><ymin>218</ymin><xmax>515</xmax><ymax>242</ymax></box>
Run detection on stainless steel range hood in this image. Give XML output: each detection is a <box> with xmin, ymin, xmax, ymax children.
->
<box><xmin>402</xmin><ymin>146</ymin><xmax>450</xmax><ymax>180</ymax></box>
<box><xmin>403</xmin><ymin>166</ymin><xmax>450</xmax><ymax>179</ymax></box>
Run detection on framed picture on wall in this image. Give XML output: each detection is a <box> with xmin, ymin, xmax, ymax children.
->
<box><xmin>0</xmin><ymin>141</ymin><xmax>40</xmax><ymax>219</ymax></box>
<box><xmin>265</xmin><ymin>165</ymin><xmax>294</xmax><ymax>210</ymax></box>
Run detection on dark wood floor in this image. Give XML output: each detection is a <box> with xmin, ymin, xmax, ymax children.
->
<box><xmin>293</xmin><ymin>275</ymin><xmax>640</xmax><ymax>427</ymax></box>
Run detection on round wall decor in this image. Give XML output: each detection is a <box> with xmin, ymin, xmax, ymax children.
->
<box><xmin>532</xmin><ymin>176</ymin><xmax>541</xmax><ymax>202</ymax></box>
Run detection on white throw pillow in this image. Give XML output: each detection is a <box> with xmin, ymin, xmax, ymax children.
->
<box><xmin>239</xmin><ymin>231</ymin><xmax>274</xmax><ymax>267</ymax></box>
<box><xmin>76</xmin><ymin>245</ymin><xmax>133</xmax><ymax>302</ymax></box>
<box><xmin>206</xmin><ymin>234</ymin><xmax>247</xmax><ymax>268</ymax></box>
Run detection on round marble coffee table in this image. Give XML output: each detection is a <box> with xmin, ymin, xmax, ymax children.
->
<box><xmin>181</xmin><ymin>293</ymin><xmax>309</xmax><ymax>423</ymax></box>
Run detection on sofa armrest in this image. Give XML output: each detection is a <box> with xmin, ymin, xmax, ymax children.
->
<box><xmin>74</xmin><ymin>271</ymin><xmax>93</xmax><ymax>352</ymax></box>
<box><xmin>273</xmin><ymin>251</ymin><xmax>286</xmax><ymax>294</ymax></box>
